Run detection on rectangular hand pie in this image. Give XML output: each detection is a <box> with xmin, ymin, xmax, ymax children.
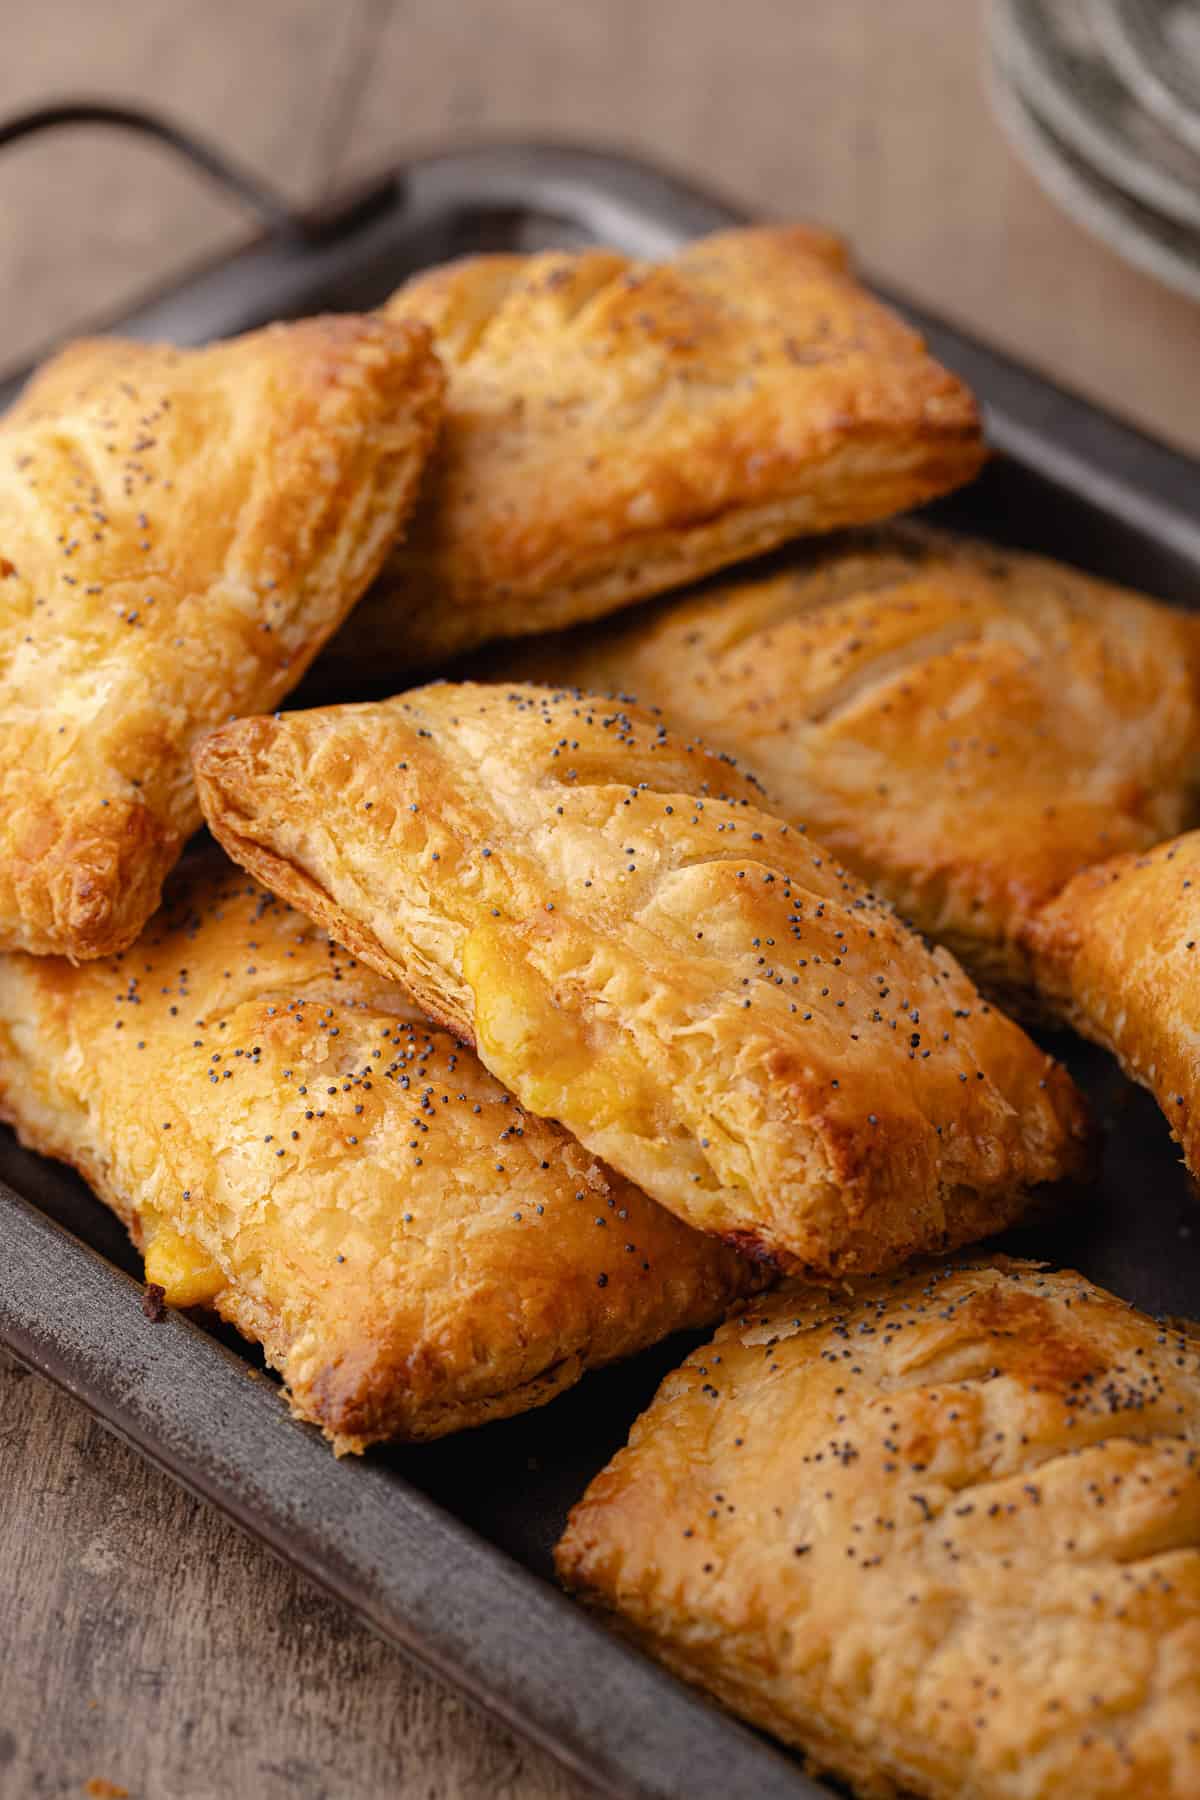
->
<box><xmin>1028</xmin><ymin>831</ymin><xmax>1200</xmax><ymax>1178</ymax></box>
<box><xmin>321</xmin><ymin>227</ymin><xmax>984</xmax><ymax>676</ymax></box>
<box><xmin>557</xmin><ymin>1259</ymin><xmax>1200</xmax><ymax>1800</ymax></box>
<box><xmin>193</xmin><ymin>683</ymin><xmax>1089</xmax><ymax>1278</ymax></box>
<box><xmin>0</xmin><ymin>856</ymin><xmax>757</xmax><ymax>1451</ymax></box>
<box><xmin>0</xmin><ymin>316</ymin><xmax>443</xmax><ymax>959</ymax></box>
<box><xmin>511</xmin><ymin>524</ymin><xmax>1200</xmax><ymax>1007</ymax></box>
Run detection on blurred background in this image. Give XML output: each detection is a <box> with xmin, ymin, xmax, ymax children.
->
<box><xmin>2</xmin><ymin>5</ymin><xmax>1197</xmax><ymax>1799</ymax></box>
<box><xmin>2</xmin><ymin>0</ymin><xmax>1198</xmax><ymax>451</ymax></box>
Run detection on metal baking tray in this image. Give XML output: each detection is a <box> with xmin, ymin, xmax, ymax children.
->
<box><xmin>2</xmin><ymin>113</ymin><xmax>1198</xmax><ymax>1800</ymax></box>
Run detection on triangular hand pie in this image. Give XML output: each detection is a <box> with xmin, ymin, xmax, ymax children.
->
<box><xmin>511</xmin><ymin>524</ymin><xmax>1200</xmax><ymax>1008</ymax></box>
<box><xmin>322</xmin><ymin>227</ymin><xmax>984</xmax><ymax>676</ymax></box>
<box><xmin>0</xmin><ymin>855</ymin><xmax>757</xmax><ymax>1451</ymax></box>
<box><xmin>0</xmin><ymin>316</ymin><xmax>444</xmax><ymax>959</ymax></box>
<box><xmin>557</xmin><ymin>1259</ymin><xmax>1200</xmax><ymax>1799</ymax></box>
<box><xmin>194</xmin><ymin>683</ymin><xmax>1089</xmax><ymax>1278</ymax></box>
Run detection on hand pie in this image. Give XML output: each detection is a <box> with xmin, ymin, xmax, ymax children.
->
<box><xmin>193</xmin><ymin>683</ymin><xmax>1089</xmax><ymax>1278</ymax></box>
<box><xmin>557</xmin><ymin>1259</ymin><xmax>1200</xmax><ymax>1800</ymax></box>
<box><xmin>0</xmin><ymin>316</ymin><xmax>444</xmax><ymax>960</ymax></box>
<box><xmin>511</xmin><ymin>524</ymin><xmax>1200</xmax><ymax>1007</ymax></box>
<box><xmin>1028</xmin><ymin>831</ymin><xmax>1200</xmax><ymax>1177</ymax></box>
<box><xmin>322</xmin><ymin>227</ymin><xmax>984</xmax><ymax>675</ymax></box>
<box><xmin>0</xmin><ymin>855</ymin><xmax>758</xmax><ymax>1452</ymax></box>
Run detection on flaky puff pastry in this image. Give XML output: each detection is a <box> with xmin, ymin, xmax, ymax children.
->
<box><xmin>321</xmin><ymin>227</ymin><xmax>984</xmax><ymax>675</ymax></box>
<box><xmin>1028</xmin><ymin>830</ymin><xmax>1200</xmax><ymax>1178</ymax></box>
<box><xmin>0</xmin><ymin>855</ymin><xmax>758</xmax><ymax>1451</ymax></box>
<box><xmin>512</xmin><ymin>525</ymin><xmax>1200</xmax><ymax>1006</ymax></box>
<box><xmin>193</xmin><ymin>684</ymin><xmax>1089</xmax><ymax>1279</ymax></box>
<box><xmin>0</xmin><ymin>316</ymin><xmax>444</xmax><ymax>960</ymax></box>
<box><xmin>557</xmin><ymin>1259</ymin><xmax>1200</xmax><ymax>1800</ymax></box>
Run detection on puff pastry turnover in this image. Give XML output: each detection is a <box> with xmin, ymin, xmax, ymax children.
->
<box><xmin>512</xmin><ymin>524</ymin><xmax>1200</xmax><ymax>1005</ymax></box>
<box><xmin>557</xmin><ymin>1258</ymin><xmax>1200</xmax><ymax>1800</ymax></box>
<box><xmin>324</xmin><ymin>226</ymin><xmax>983</xmax><ymax>674</ymax></box>
<box><xmin>1028</xmin><ymin>830</ymin><xmax>1200</xmax><ymax>1178</ymax></box>
<box><xmin>194</xmin><ymin>683</ymin><xmax>1089</xmax><ymax>1278</ymax></box>
<box><xmin>0</xmin><ymin>855</ymin><xmax>758</xmax><ymax>1450</ymax></box>
<box><xmin>0</xmin><ymin>316</ymin><xmax>444</xmax><ymax>960</ymax></box>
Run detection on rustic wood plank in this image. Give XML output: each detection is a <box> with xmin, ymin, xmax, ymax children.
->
<box><xmin>0</xmin><ymin>1354</ymin><xmax>584</xmax><ymax>1800</ymax></box>
<box><xmin>337</xmin><ymin>0</ymin><xmax>1200</xmax><ymax>455</ymax></box>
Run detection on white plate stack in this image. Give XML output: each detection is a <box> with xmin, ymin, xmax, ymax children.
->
<box><xmin>989</xmin><ymin>0</ymin><xmax>1200</xmax><ymax>301</ymax></box>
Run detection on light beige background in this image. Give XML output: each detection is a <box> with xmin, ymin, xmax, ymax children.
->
<box><xmin>1</xmin><ymin>5</ymin><xmax>1197</xmax><ymax>1799</ymax></box>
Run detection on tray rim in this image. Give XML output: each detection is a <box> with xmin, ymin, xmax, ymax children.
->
<box><xmin>1</xmin><ymin>1182</ymin><xmax>812</xmax><ymax>1800</ymax></box>
<box><xmin>2</xmin><ymin>133</ymin><xmax>1199</xmax><ymax>1800</ymax></box>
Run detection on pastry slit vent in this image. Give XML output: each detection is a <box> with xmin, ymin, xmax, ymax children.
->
<box><xmin>799</xmin><ymin>617</ymin><xmax>984</xmax><ymax>727</ymax></box>
<box><xmin>437</xmin><ymin>265</ymin><xmax>534</xmax><ymax>364</ymax></box>
<box><xmin>552</xmin><ymin>257</ymin><xmax>663</xmax><ymax>332</ymax></box>
<box><xmin>455</xmin><ymin>254</ymin><xmax>627</xmax><ymax>364</ymax></box>
<box><xmin>693</xmin><ymin>557</ymin><xmax>925</xmax><ymax>655</ymax></box>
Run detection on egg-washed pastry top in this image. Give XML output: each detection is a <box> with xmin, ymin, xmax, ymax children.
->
<box><xmin>512</xmin><ymin>524</ymin><xmax>1200</xmax><ymax>1008</ymax></box>
<box><xmin>0</xmin><ymin>315</ymin><xmax>444</xmax><ymax>960</ymax></box>
<box><xmin>1028</xmin><ymin>829</ymin><xmax>1200</xmax><ymax>1180</ymax></box>
<box><xmin>0</xmin><ymin>856</ymin><xmax>758</xmax><ymax>1451</ymax></box>
<box><xmin>557</xmin><ymin>1258</ymin><xmax>1200</xmax><ymax>1800</ymax></box>
<box><xmin>193</xmin><ymin>682</ymin><xmax>1089</xmax><ymax>1279</ymax></box>
<box><xmin>323</xmin><ymin>225</ymin><xmax>984</xmax><ymax>675</ymax></box>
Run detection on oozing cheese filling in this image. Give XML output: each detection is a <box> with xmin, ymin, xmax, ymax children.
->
<box><xmin>142</xmin><ymin>1217</ymin><xmax>223</xmax><ymax>1308</ymax></box>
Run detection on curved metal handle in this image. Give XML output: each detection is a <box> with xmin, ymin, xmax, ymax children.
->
<box><xmin>0</xmin><ymin>99</ymin><xmax>304</xmax><ymax>237</ymax></box>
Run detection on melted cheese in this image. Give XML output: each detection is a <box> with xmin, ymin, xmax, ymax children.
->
<box><xmin>143</xmin><ymin>1219</ymin><xmax>223</xmax><ymax>1308</ymax></box>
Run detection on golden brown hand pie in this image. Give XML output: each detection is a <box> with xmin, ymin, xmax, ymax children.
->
<box><xmin>557</xmin><ymin>1259</ymin><xmax>1200</xmax><ymax>1800</ymax></box>
<box><xmin>511</xmin><ymin>524</ymin><xmax>1200</xmax><ymax>1006</ymax></box>
<box><xmin>0</xmin><ymin>855</ymin><xmax>758</xmax><ymax>1451</ymax></box>
<box><xmin>321</xmin><ymin>226</ymin><xmax>984</xmax><ymax>676</ymax></box>
<box><xmin>193</xmin><ymin>683</ymin><xmax>1089</xmax><ymax>1279</ymax></box>
<box><xmin>1028</xmin><ymin>830</ymin><xmax>1200</xmax><ymax>1177</ymax></box>
<box><xmin>0</xmin><ymin>315</ymin><xmax>444</xmax><ymax>960</ymax></box>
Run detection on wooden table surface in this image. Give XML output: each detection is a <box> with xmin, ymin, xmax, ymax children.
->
<box><xmin>1</xmin><ymin>4</ymin><xmax>1197</xmax><ymax>1797</ymax></box>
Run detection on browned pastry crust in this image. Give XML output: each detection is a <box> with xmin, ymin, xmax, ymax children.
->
<box><xmin>557</xmin><ymin>1259</ymin><xmax>1200</xmax><ymax>1800</ymax></box>
<box><xmin>510</xmin><ymin>524</ymin><xmax>1200</xmax><ymax>1006</ymax></box>
<box><xmin>0</xmin><ymin>855</ymin><xmax>759</xmax><ymax>1451</ymax></box>
<box><xmin>322</xmin><ymin>227</ymin><xmax>984</xmax><ymax>675</ymax></box>
<box><xmin>1027</xmin><ymin>830</ymin><xmax>1200</xmax><ymax>1176</ymax></box>
<box><xmin>0</xmin><ymin>316</ymin><xmax>444</xmax><ymax>960</ymax></box>
<box><xmin>193</xmin><ymin>683</ymin><xmax>1089</xmax><ymax>1279</ymax></box>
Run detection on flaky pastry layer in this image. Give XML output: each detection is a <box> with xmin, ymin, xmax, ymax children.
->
<box><xmin>510</xmin><ymin>524</ymin><xmax>1200</xmax><ymax>1008</ymax></box>
<box><xmin>0</xmin><ymin>315</ymin><xmax>444</xmax><ymax>958</ymax></box>
<box><xmin>1027</xmin><ymin>830</ymin><xmax>1200</xmax><ymax>1179</ymax></box>
<box><xmin>323</xmin><ymin>226</ymin><xmax>984</xmax><ymax>674</ymax></box>
<box><xmin>0</xmin><ymin>856</ymin><xmax>757</xmax><ymax>1450</ymax></box>
<box><xmin>194</xmin><ymin>683</ymin><xmax>1089</xmax><ymax>1278</ymax></box>
<box><xmin>558</xmin><ymin>1259</ymin><xmax>1200</xmax><ymax>1800</ymax></box>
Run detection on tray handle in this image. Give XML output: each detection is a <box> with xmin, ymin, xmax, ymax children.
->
<box><xmin>0</xmin><ymin>99</ymin><xmax>397</xmax><ymax>244</ymax></box>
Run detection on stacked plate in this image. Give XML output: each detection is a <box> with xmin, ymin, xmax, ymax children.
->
<box><xmin>989</xmin><ymin>0</ymin><xmax>1200</xmax><ymax>301</ymax></box>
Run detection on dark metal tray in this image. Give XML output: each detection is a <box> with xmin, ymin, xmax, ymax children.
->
<box><xmin>2</xmin><ymin>117</ymin><xmax>1198</xmax><ymax>1800</ymax></box>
